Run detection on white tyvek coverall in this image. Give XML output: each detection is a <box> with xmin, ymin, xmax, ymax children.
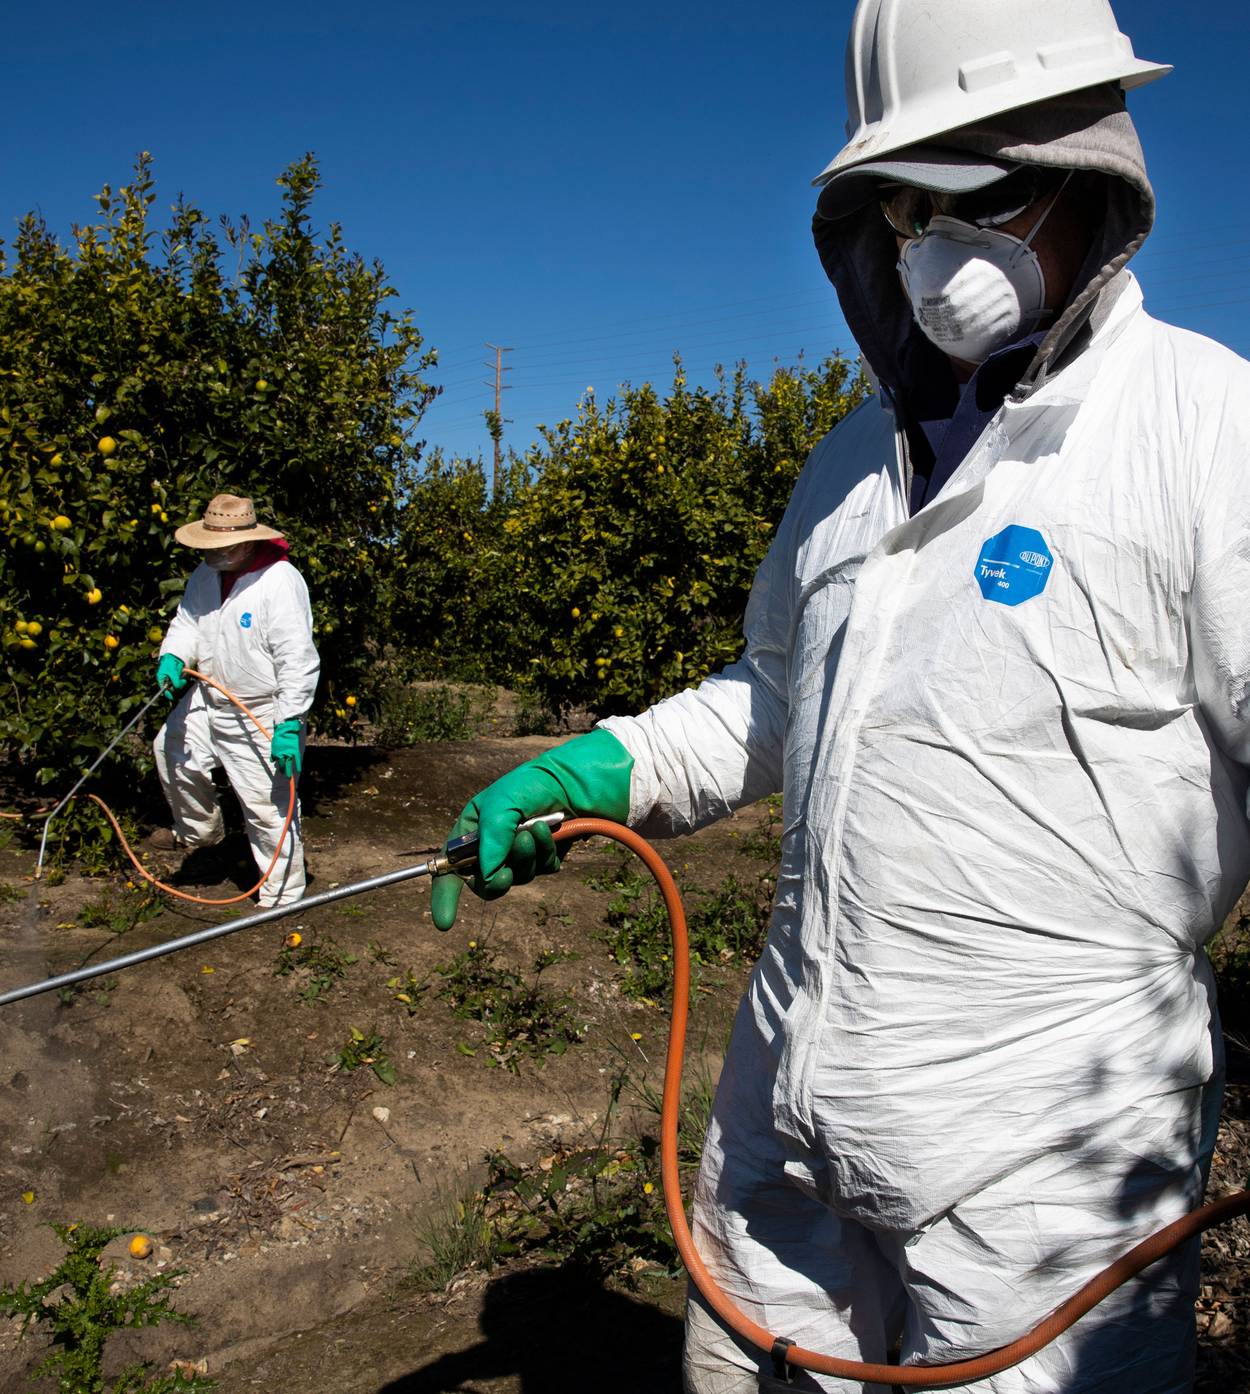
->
<box><xmin>602</xmin><ymin>276</ymin><xmax>1250</xmax><ymax>1392</ymax></box>
<box><xmin>154</xmin><ymin>558</ymin><xmax>319</xmax><ymax>908</ymax></box>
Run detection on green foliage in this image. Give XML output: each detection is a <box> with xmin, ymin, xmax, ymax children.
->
<box><xmin>409</xmin><ymin>1067</ymin><xmax>713</xmax><ymax>1290</ymax></box>
<box><xmin>374</xmin><ymin>682</ymin><xmax>485</xmax><ymax>746</ymax></box>
<box><xmin>274</xmin><ymin>933</ymin><xmax>357</xmax><ymax>1003</ymax></box>
<box><xmin>0</xmin><ymin>1221</ymin><xmax>214</xmax><ymax>1393</ymax></box>
<box><xmin>78</xmin><ymin>879</ymin><xmax>162</xmax><ymax>935</ymax></box>
<box><xmin>0</xmin><ymin>153</ymin><xmax>436</xmax><ymax>791</ymax></box>
<box><xmin>594</xmin><ymin>859</ymin><xmax>771</xmax><ymax>1001</ymax></box>
<box><xmin>409</xmin><ymin>1189</ymin><xmax>507</xmax><ymax>1291</ymax></box>
<box><xmin>394</xmin><ymin>355</ymin><xmax>868</xmax><ymax>715</ymax></box>
<box><xmin>334</xmin><ymin>1026</ymin><xmax>395</xmax><ymax>1085</ymax></box>
<box><xmin>432</xmin><ymin>943</ymin><xmax>584</xmax><ymax>1071</ymax></box>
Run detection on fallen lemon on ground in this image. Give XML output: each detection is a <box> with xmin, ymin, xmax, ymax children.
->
<box><xmin>128</xmin><ymin>1234</ymin><xmax>152</xmax><ymax>1259</ymax></box>
<box><xmin>21</xmin><ymin>1190</ymin><xmax>35</xmax><ymax>1204</ymax></box>
<box><xmin>284</xmin><ymin>931</ymin><xmax>302</xmax><ymax>948</ymax></box>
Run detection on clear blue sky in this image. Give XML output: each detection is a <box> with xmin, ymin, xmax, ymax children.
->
<box><xmin>2</xmin><ymin>2</ymin><xmax>1245</xmax><ymax>466</ymax></box>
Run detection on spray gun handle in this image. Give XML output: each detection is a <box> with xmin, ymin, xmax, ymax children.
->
<box><xmin>428</xmin><ymin>811</ymin><xmax>566</xmax><ymax>877</ymax></box>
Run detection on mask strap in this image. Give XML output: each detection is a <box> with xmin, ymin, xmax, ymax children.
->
<box><xmin>1014</xmin><ymin>171</ymin><xmax>1074</xmax><ymax>257</ymax></box>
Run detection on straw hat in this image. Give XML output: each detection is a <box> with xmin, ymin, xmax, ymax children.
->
<box><xmin>174</xmin><ymin>494</ymin><xmax>284</xmax><ymax>549</ymax></box>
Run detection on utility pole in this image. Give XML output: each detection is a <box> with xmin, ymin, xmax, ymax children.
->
<box><xmin>484</xmin><ymin>343</ymin><xmax>513</xmax><ymax>495</ymax></box>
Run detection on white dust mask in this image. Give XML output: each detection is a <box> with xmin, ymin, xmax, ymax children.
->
<box><xmin>897</xmin><ymin>183</ymin><xmax>1066</xmax><ymax>364</ymax></box>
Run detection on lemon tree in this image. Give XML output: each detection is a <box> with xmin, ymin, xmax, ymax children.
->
<box><xmin>395</xmin><ymin>354</ymin><xmax>869</xmax><ymax>715</ymax></box>
<box><xmin>0</xmin><ymin>154</ymin><xmax>437</xmax><ymax>794</ymax></box>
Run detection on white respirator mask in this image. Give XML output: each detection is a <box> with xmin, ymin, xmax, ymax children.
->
<box><xmin>896</xmin><ymin>180</ymin><xmax>1068</xmax><ymax>364</ymax></box>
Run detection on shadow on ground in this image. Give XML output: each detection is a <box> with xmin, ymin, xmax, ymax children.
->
<box><xmin>376</xmin><ymin>1269</ymin><xmax>685</xmax><ymax>1394</ymax></box>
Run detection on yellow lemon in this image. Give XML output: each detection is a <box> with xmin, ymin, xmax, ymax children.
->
<box><xmin>614</xmin><ymin>626</ymin><xmax>624</xmax><ymax>637</ymax></box>
<box><xmin>103</xmin><ymin>634</ymin><xmax>119</xmax><ymax>650</ymax></box>
<box><xmin>571</xmin><ymin>606</ymin><xmax>581</xmax><ymax>618</ymax></box>
<box><xmin>21</xmin><ymin>1190</ymin><xmax>35</xmax><ymax>1204</ymax></box>
<box><xmin>160</xmin><ymin>511</ymin><xmax>169</xmax><ymax>523</ymax></box>
<box><xmin>128</xmin><ymin>1234</ymin><xmax>153</xmax><ymax>1259</ymax></box>
<box><xmin>345</xmin><ymin>695</ymin><xmax>357</xmax><ymax>708</ymax></box>
<box><xmin>86</xmin><ymin>588</ymin><xmax>102</xmax><ymax>605</ymax></box>
<box><xmin>14</xmin><ymin>620</ymin><xmax>27</xmax><ymax>634</ymax></box>
<box><xmin>18</xmin><ymin>638</ymin><xmax>35</xmax><ymax>650</ymax></box>
<box><xmin>151</xmin><ymin>503</ymin><xmax>162</xmax><ymax>514</ymax></box>
<box><xmin>97</xmin><ymin>436</ymin><xmax>117</xmax><ymax>456</ymax></box>
<box><xmin>147</xmin><ymin>626</ymin><xmax>163</xmax><ymax>643</ymax></box>
<box><xmin>50</xmin><ymin>453</ymin><xmax>62</xmax><ymax>466</ymax></box>
<box><xmin>334</xmin><ymin>706</ymin><xmax>346</xmax><ymax>718</ymax></box>
<box><xmin>51</xmin><ymin>515</ymin><xmax>71</xmax><ymax>531</ymax></box>
<box><xmin>25</xmin><ymin>621</ymin><xmax>42</xmax><ymax>636</ymax></box>
<box><xmin>284</xmin><ymin>931</ymin><xmax>302</xmax><ymax>949</ymax></box>
<box><xmin>256</xmin><ymin>379</ymin><xmax>269</xmax><ymax>391</ymax></box>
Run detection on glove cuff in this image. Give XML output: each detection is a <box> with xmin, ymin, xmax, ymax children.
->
<box><xmin>539</xmin><ymin>726</ymin><xmax>633</xmax><ymax>823</ymax></box>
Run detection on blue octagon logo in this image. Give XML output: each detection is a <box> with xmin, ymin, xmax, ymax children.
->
<box><xmin>974</xmin><ymin>526</ymin><xmax>1053</xmax><ymax>607</ymax></box>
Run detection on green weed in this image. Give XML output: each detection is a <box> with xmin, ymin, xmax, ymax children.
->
<box><xmin>334</xmin><ymin>1026</ymin><xmax>396</xmax><ymax>1085</ymax></box>
<box><xmin>0</xmin><ymin>879</ymin><xmax>24</xmax><ymax>903</ymax></box>
<box><xmin>0</xmin><ymin>1221</ymin><xmax>214</xmax><ymax>1393</ymax></box>
<box><xmin>376</xmin><ymin>684</ymin><xmax>488</xmax><ymax>745</ymax></box>
<box><xmin>78</xmin><ymin>881</ymin><xmax>162</xmax><ymax>935</ymax></box>
<box><xmin>274</xmin><ymin>934</ymin><xmax>358</xmax><ymax>1003</ymax></box>
<box><xmin>410</xmin><ymin>1066</ymin><xmax>714</xmax><ymax>1289</ymax></box>
<box><xmin>433</xmin><ymin>943</ymin><xmax>584</xmax><ymax>1071</ymax></box>
<box><xmin>592</xmin><ymin>859</ymin><xmax>770</xmax><ymax>1001</ymax></box>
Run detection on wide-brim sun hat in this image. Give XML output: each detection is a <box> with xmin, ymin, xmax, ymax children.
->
<box><xmin>174</xmin><ymin>493</ymin><xmax>284</xmax><ymax>549</ymax></box>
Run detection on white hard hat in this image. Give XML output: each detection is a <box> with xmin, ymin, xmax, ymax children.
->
<box><xmin>815</xmin><ymin>0</ymin><xmax>1170</xmax><ymax>189</ymax></box>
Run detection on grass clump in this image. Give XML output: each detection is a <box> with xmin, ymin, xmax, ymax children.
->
<box><xmin>0</xmin><ymin>1221</ymin><xmax>214</xmax><ymax>1393</ymax></box>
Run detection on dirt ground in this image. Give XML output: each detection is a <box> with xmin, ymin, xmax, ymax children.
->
<box><xmin>1</xmin><ymin>733</ymin><xmax>1248</xmax><ymax>1393</ymax></box>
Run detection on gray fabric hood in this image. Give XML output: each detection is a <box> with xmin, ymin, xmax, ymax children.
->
<box><xmin>812</xmin><ymin>84</ymin><xmax>1155</xmax><ymax>403</ymax></box>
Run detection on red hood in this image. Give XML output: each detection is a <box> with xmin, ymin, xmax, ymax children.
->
<box><xmin>221</xmin><ymin>538</ymin><xmax>290</xmax><ymax>600</ymax></box>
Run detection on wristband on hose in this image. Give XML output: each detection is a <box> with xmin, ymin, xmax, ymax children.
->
<box><xmin>270</xmin><ymin>718</ymin><xmax>303</xmax><ymax>777</ymax></box>
<box><xmin>156</xmin><ymin>653</ymin><xmax>187</xmax><ymax>700</ymax></box>
<box><xmin>430</xmin><ymin>726</ymin><xmax>633</xmax><ymax>931</ymax></box>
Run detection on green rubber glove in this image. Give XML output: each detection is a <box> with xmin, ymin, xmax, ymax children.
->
<box><xmin>430</xmin><ymin>727</ymin><xmax>633</xmax><ymax>931</ymax></box>
<box><xmin>156</xmin><ymin>653</ymin><xmax>187</xmax><ymax>700</ymax></box>
<box><xmin>270</xmin><ymin>718</ymin><xmax>303</xmax><ymax>777</ymax></box>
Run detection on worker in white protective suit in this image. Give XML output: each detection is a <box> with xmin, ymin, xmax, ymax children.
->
<box><xmin>432</xmin><ymin>2</ymin><xmax>1247</xmax><ymax>1390</ymax></box>
<box><xmin>151</xmin><ymin>494</ymin><xmax>319</xmax><ymax>909</ymax></box>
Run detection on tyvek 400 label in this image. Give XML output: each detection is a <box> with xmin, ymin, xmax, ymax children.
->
<box><xmin>974</xmin><ymin>526</ymin><xmax>1053</xmax><ymax>606</ymax></box>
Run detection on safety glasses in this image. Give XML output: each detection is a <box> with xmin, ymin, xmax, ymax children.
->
<box><xmin>880</xmin><ymin>167</ymin><xmax>1064</xmax><ymax>240</ymax></box>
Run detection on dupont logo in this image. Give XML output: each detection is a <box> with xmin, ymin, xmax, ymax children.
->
<box><xmin>975</xmin><ymin>526</ymin><xmax>1054</xmax><ymax>607</ymax></box>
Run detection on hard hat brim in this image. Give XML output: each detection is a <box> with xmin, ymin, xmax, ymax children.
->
<box><xmin>815</xmin><ymin>150</ymin><xmax>1020</xmax><ymax>222</ymax></box>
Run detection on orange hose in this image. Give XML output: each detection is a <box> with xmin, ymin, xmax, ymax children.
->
<box><xmin>554</xmin><ymin>817</ymin><xmax>1250</xmax><ymax>1387</ymax></box>
<box><xmin>88</xmin><ymin>668</ymin><xmax>297</xmax><ymax>907</ymax></box>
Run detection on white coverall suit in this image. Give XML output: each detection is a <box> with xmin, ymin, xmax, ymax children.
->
<box><xmin>601</xmin><ymin>107</ymin><xmax>1247</xmax><ymax>1394</ymax></box>
<box><xmin>154</xmin><ymin>558</ymin><xmax>319</xmax><ymax>908</ymax></box>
